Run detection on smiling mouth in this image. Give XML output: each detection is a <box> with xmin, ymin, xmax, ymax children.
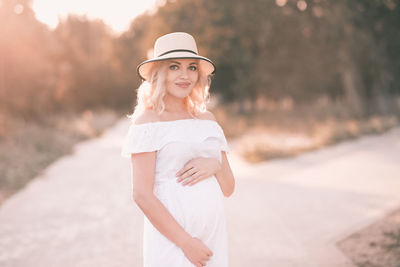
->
<box><xmin>176</xmin><ymin>82</ymin><xmax>191</xmax><ymax>88</ymax></box>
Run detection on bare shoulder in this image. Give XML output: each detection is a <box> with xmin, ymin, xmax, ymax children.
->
<box><xmin>132</xmin><ymin>109</ymin><xmax>159</xmax><ymax>125</ymax></box>
<box><xmin>196</xmin><ymin>110</ymin><xmax>217</xmax><ymax>121</ymax></box>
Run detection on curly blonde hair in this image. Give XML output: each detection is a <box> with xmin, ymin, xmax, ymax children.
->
<box><xmin>128</xmin><ymin>59</ymin><xmax>212</xmax><ymax>121</ymax></box>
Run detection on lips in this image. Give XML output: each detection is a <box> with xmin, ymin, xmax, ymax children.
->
<box><xmin>176</xmin><ymin>82</ymin><xmax>191</xmax><ymax>88</ymax></box>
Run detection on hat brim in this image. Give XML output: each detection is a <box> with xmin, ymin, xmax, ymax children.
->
<box><xmin>136</xmin><ymin>51</ymin><xmax>216</xmax><ymax>81</ymax></box>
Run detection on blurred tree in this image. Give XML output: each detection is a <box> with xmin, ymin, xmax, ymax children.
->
<box><xmin>0</xmin><ymin>0</ymin><xmax>55</xmax><ymax>119</ymax></box>
<box><xmin>112</xmin><ymin>13</ymin><xmax>154</xmax><ymax>111</ymax></box>
<box><xmin>52</xmin><ymin>15</ymin><xmax>118</xmax><ymax>111</ymax></box>
<box><xmin>142</xmin><ymin>0</ymin><xmax>400</xmax><ymax>116</ymax></box>
<box><xmin>350</xmin><ymin>0</ymin><xmax>400</xmax><ymax>115</ymax></box>
<box><xmin>1</xmin><ymin>0</ymin><xmax>399</xmax><ymax>119</ymax></box>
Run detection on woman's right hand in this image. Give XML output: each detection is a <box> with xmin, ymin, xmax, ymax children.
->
<box><xmin>181</xmin><ymin>237</ymin><xmax>213</xmax><ymax>267</ymax></box>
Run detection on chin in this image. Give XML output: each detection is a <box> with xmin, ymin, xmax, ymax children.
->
<box><xmin>173</xmin><ymin>90</ymin><xmax>193</xmax><ymax>98</ymax></box>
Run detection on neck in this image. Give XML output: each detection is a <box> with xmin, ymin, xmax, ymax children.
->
<box><xmin>163</xmin><ymin>94</ymin><xmax>187</xmax><ymax>113</ymax></box>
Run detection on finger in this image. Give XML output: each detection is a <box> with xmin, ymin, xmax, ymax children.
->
<box><xmin>176</xmin><ymin>167</ymin><xmax>186</xmax><ymax>177</ymax></box>
<box><xmin>176</xmin><ymin>161</ymin><xmax>194</xmax><ymax>176</ymax></box>
<box><xmin>183</xmin><ymin>170</ymin><xmax>197</xmax><ymax>179</ymax></box>
<box><xmin>202</xmin><ymin>254</ymin><xmax>210</xmax><ymax>261</ymax></box>
<box><xmin>199</xmin><ymin>260</ymin><xmax>207</xmax><ymax>266</ymax></box>
<box><xmin>187</xmin><ymin>168</ymin><xmax>199</xmax><ymax>178</ymax></box>
<box><xmin>176</xmin><ymin>166</ymin><xmax>191</xmax><ymax>177</ymax></box>
<box><xmin>176</xmin><ymin>167</ymin><xmax>194</xmax><ymax>181</ymax></box>
<box><xmin>180</xmin><ymin>168</ymin><xmax>198</xmax><ymax>183</ymax></box>
<box><xmin>184</xmin><ymin>177</ymin><xmax>198</xmax><ymax>186</ymax></box>
<box><xmin>182</xmin><ymin>174</ymin><xmax>198</xmax><ymax>185</ymax></box>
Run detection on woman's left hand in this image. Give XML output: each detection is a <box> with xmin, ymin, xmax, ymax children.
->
<box><xmin>176</xmin><ymin>157</ymin><xmax>221</xmax><ymax>186</ymax></box>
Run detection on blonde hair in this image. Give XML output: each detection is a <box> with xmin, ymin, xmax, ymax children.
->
<box><xmin>127</xmin><ymin>60</ymin><xmax>212</xmax><ymax>121</ymax></box>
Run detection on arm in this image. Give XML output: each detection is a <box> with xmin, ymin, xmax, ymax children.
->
<box><xmin>215</xmin><ymin>151</ymin><xmax>235</xmax><ymax>197</ymax></box>
<box><xmin>130</xmin><ymin>151</ymin><xmax>191</xmax><ymax>248</ymax></box>
<box><xmin>131</xmin><ymin>151</ymin><xmax>213</xmax><ymax>266</ymax></box>
<box><xmin>198</xmin><ymin>111</ymin><xmax>235</xmax><ymax>197</ymax></box>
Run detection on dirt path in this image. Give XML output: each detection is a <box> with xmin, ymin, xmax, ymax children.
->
<box><xmin>0</xmin><ymin>118</ymin><xmax>399</xmax><ymax>267</ymax></box>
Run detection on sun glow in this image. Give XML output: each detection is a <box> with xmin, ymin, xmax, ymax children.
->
<box><xmin>32</xmin><ymin>0</ymin><xmax>158</xmax><ymax>33</ymax></box>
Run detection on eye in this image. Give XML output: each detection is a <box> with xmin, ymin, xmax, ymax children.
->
<box><xmin>189</xmin><ymin>65</ymin><xmax>197</xmax><ymax>71</ymax></box>
<box><xmin>169</xmin><ymin>64</ymin><xmax>179</xmax><ymax>70</ymax></box>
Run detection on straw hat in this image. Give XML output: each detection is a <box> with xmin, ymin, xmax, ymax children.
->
<box><xmin>136</xmin><ymin>32</ymin><xmax>216</xmax><ymax>81</ymax></box>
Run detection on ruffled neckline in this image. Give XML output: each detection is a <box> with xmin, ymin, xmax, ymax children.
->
<box><xmin>131</xmin><ymin>118</ymin><xmax>219</xmax><ymax>127</ymax></box>
<box><xmin>121</xmin><ymin>118</ymin><xmax>229</xmax><ymax>156</ymax></box>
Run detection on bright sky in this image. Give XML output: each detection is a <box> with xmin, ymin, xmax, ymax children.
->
<box><xmin>32</xmin><ymin>0</ymin><xmax>159</xmax><ymax>34</ymax></box>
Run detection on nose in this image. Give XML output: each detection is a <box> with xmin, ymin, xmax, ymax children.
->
<box><xmin>179</xmin><ymin>67</ymin><xmax>188</xmax><ymax>78</ymax></box>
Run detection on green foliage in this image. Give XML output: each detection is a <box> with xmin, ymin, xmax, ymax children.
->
<box><xmin>120</xmin><ymin>0</ymin><xmax>400</xmax><ymax>116</ymax></box>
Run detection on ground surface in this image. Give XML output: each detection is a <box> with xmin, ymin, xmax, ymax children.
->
<box><xmin>338</xmin><ymin>208</ymin><xmax>400</xmax><ymax>267</ymax></box>
<box><xmin>0</xmin><ymin>118</ymin><xmax>399</xmax><ymax>267</ymax></box>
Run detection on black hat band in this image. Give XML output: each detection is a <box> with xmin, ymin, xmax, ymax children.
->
<box><xmin>158</xmin><ymin>49</ymin><xmax>198</xmax><ymax>57</ymax></box>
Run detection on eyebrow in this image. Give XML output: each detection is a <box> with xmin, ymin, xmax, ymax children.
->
<box><xmin>169</xmin><ymin>60</ymin><xmax>197</xmax><ymax>65</ymax></box>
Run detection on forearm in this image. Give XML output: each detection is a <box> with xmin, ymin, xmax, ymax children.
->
<box><xmin>134</xmin><ymin>193</ymin><xmax>192</xmax><ymax>248</ymax></box>
<box><xmin>215</xmin><ymin>154</ymin><xmax>235</xmax><ymax>197</ymax></box>
<box><xmin>215</xmin><ymin>170</ymin><xmax>235</xmax><ymax>197</ymax></box>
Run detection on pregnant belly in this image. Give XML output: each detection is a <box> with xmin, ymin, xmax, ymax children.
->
<box><xmin>154</xmin><ymin>176</ymin><xmax>225</xmax><ymax>238</ymax></box>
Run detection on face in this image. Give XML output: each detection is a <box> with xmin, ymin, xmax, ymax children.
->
<box><xmin>165</xmin><ymin>58</ymin><xmax>199</xmax><ymax>99</ymax></box>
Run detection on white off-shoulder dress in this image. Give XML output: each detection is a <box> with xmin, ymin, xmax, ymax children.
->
<box><xmin>121</xmin><ymin>118</ymin><xmax>230</xmax><ymax>267</ymax></box>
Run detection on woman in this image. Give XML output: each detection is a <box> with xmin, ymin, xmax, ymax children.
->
<box><xmin>121</xmin><ymin>32</ymin><xmax>235</xmax><ymax>267</ymax></box>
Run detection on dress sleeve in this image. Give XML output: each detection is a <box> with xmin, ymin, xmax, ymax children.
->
<box><xmin>221</xmin><ymin>136</ymin><xmax>229</xmax><ymax>153</ymax></box>
<box><xmin>219</xmin><ymin>129</ymin><xmax>230</xmax><ymax>154</ymax></box>
<box><xmin>121</xmin><ymin>123</ymin><xmax>159</xmax><ymax>157</ymax></box>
